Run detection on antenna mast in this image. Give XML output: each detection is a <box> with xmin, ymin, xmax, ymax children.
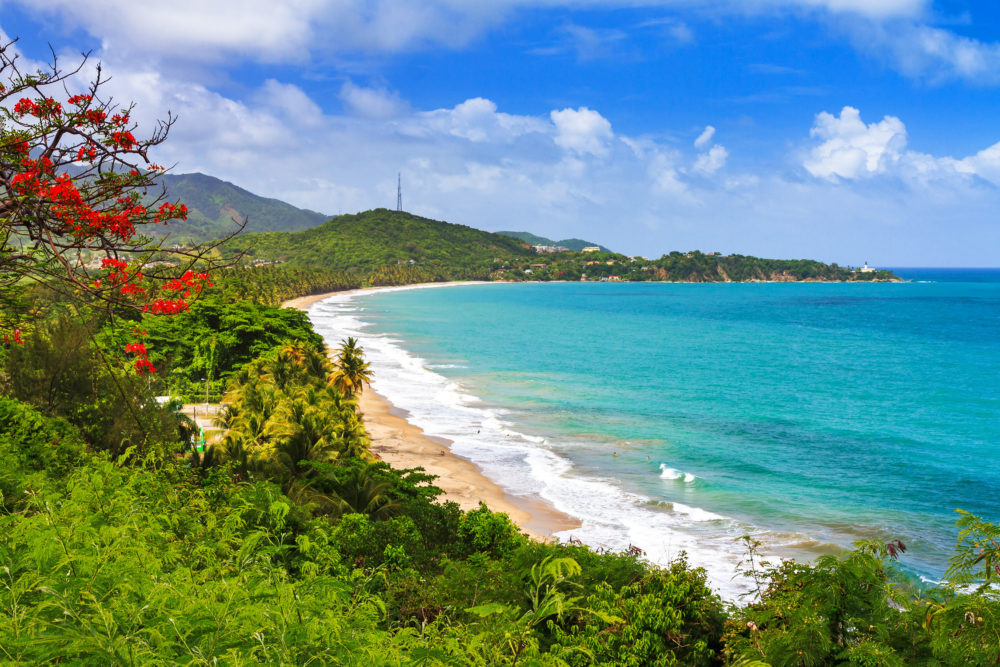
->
<box><xmin>396</xmin><ymin>173</ymin><xmax>402</xmax><ymax>212</ymax></box>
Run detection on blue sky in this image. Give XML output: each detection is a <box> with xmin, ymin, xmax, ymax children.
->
<box><xmin>2</xmin><ymin>1</ymin><xmax>999</xmax><ymax>265</ymax></box>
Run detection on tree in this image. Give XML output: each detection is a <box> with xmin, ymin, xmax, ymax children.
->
<box><xmin>329</xmin><ymin>336</ymin><xmax>372</xmax><ymax>397</ymax></box>
<box><xmin>0</xmin><ymin>39</ymin><xmax>238</xmax><ymax>369</ymax></box>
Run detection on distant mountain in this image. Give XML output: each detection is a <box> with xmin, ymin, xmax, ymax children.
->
<box><xmin>555</xmin><ymin>238</ymin><xmax>613</xmax><ymax>253</ymax></box>
<box><xmin>497</xmin><ymin>231</ymin><xmax>611</xmax><ymax>253</ymax></box>
<box><xmin>153</xmin><ymin>173</ymin><xmax>330</xmax><ymax>240</ymax></box>
<box><xmin>229</xmin><ymin>209</ymin><xmax>534</xmax><ymax>271</ymax></box>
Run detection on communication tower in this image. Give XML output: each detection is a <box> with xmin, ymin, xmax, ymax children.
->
<box><xmin>396</xmin><ymin>173</ymin><xmax>402</xmax><ymax>212</ymax></box>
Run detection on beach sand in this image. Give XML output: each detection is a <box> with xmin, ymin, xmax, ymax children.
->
<box><xmin>286</xmin><ymin>286</ymin><xmax>581</xmax><ymax>541</ymax></box>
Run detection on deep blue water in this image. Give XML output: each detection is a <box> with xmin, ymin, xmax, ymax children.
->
<box><xmin>308</xmin><ymin>270</ymin><xmax>1000</xmax><ymax>595</ymax></box>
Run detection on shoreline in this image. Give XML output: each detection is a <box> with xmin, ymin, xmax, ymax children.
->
<box><xmin>285</xmin><ymin>283</ymin><xmax>582</xmax><ymax>541</ymax></box>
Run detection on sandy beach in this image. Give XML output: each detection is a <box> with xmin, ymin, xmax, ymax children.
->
<box><xmin>285</xmin><ymin>285</ymin><xmax>581</xmax><ymax>541</ymax></box>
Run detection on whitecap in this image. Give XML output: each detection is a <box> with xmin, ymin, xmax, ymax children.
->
<box><xmin>659</xmin><ymin>463</ymin><xmax>698</xmax><ymax>483</ymax></box>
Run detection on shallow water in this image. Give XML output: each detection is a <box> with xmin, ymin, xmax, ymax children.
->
<box><xmin>307</xmin><ymin>270</ymin><xmax>1000</xmax><ymax>597</ymax></box>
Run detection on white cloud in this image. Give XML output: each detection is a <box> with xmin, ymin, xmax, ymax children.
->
<box><xmin>843</xmin><ymin>19</ymin><xmax>1000</xmax><ymax>85</ymax></box>
<box><xmin>804</xmin><ymin>106</ymin><xmax>907</xmax><ymax>179</ymax></box>
<box><xmin>694</xmin><ymin>125</ymin><xmax>715</xmax><ymax>149</ymax></box>
<box><xmin>955</xmin><ymin>142</ymin><xmax>1000</xmax><ymax>186</ymax></box>
<box><xmin>802</xmin><ymin>105</ymin><xmax>1000</xmax><ymax>191</ymax></box>
<box><xmin>550</xmin><ymin>107</ymin><xmax>613</xmax><ymax>156</ymax></box>
<box><xmin>694</xmin><ymin>144</ymin><xmax>729</xmax><ymax>174</ymax></box>
<box><xmin>416</xmin><ymin>98</ymin><xmax>548</xmax><ymax>143</ymax></box>
<box><xmin>339</xmin><ymin>81</ymin><xmax>407</xmax><ymax>120</ymax></box>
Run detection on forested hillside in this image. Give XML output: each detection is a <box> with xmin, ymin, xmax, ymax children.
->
<box><xmin>228</xmin><ymin>208</ymin><xmax>535</xmax><ymax>275</ymax></box>
<box><xmin>152</xmin><ymin>172</ymin><xmax>329</xmax><ymax>240</ymax></box>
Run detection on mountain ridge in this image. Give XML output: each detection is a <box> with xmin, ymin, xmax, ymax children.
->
<box><xmin>497</xmin><ymin>230</ymin><xmax>611</xmax><ymax>253</ymax></box>
<box><xmin>153</xmin><ymin>172</ymin><xmax>329</xmax><ymax>240</ymax></box>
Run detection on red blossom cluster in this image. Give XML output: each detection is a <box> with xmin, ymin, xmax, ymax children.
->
<box><xmin>125</xmin><ymin>341</ymin><xmax>155</xmax><ymax>374</ymax></box>
<box><xmin>3</xmin><ymin>84</ymin><xmax>216</xmax><ymax>377</ymax></box>
<box><xmin>98</xmin><ymin>256</ymin><xmax>146</xmax><ymax>296</ymax></box>
<box><xmin>2</xmin><ymin>328</ymin><xmax>23</xmax><ymax>346</ymax></box>
<box><xmin>163</xmin><ymin>269</ymin><xmax>212</xmax><ymax>297</ymax></box>
<box><xmin>13</xmin><ymin>96</ymin><xmax>63</xmax><ymax>120</ymax></box>
<box><xmin>144</xmin><ymin>298</ymin><xmax>190</xmax><ymax>315</ymax></box>
<box><xmin>10</xmin><ymin>158</ymin><xmax>151</xmax><ymax>241</ymax></box>
<box><xmin>155</xmin><ymin>201</ymin><xmax>188</xmax><ymax>224</ymax></box>
<box><xmin>75</xmin><ymin>144</ymin><xmax>98</xmax><ymax>162</ymax></box>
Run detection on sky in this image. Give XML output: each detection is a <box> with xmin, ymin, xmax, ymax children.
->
<box><xmin>2</xmin><ymin>1</ymin><xmax>999</xmax><ymax>266</ymax></box>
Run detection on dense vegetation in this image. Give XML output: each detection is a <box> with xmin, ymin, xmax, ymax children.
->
<box><xmin>150</xmin><ymin>172</ymin><xmax>330</xmax><ymax>241</ymax></box>
<box><xmin>2</xmin><ymin>276</ymin><xmax>998</xmax><ymax>664</ymax></box>
<box><xmin>227</xmin><ymin>209</ymin><xmax>898</xmax><ymax>283</ymax></box>
<box><xmin>227</xmin><ymin>209</ymin><xmax>534</xmax><ymax>277</ymax></box>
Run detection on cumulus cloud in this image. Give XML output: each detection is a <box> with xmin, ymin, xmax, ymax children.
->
<box><xmin>550</xmin><ymin>107</ymin><xmax>614</xmax><ymax>155</ymax></box>
<box><xmin>804</xmin><ymin>106</ymin><xmax>907</xmax><ymax>179</ymax></box>
<box><xmin>802</xmin><ymin>105</ymin><xmax>1000</xmax><ymax>190</ymax></box>
<box><xmin>415</xmin><ymin>98</ymin><xmax>548</xmax><ymax>143</ymax></box>
<box><xmin>694</xmin><ymin>125</ymin><xmax>716</xmax><ymax>149</ymax></box>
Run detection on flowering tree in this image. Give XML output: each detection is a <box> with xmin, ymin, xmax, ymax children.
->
<box><xmin>0</xmin><ymin>40</ymin><xmax>238</xmax><ymax>371</ymax></box>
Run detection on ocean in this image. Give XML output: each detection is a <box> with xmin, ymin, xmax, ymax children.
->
<box><xmin>307</xmin><ymin>269</ymin><xmax>1000</xmax><ymax>598</ymax></box>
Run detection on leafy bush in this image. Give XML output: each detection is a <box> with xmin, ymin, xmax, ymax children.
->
<box><xmin>458</xmin><ymin>502</ymin><xmax>528</xmax><ymax>559</ymax></box>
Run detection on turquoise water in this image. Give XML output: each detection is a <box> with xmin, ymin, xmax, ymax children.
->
<box><xmin>308</xmin><ymin>271</ymin><xmax>1000</xmax><ymax>595</ymax></box>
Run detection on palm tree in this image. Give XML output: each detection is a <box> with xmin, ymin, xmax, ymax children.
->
<box><xmin>336</xmin><ymin>413</ymin><xmax>371</xmax><ymax>460</ymax></box>
<box><xmin>329</xmin><ymin>337</ymin><xmax>372</xmax><ymax>398</ymax></box>
<box><xmin>334</xmin><ymin>468</ymin><xmax>399</xmax><ymax>520</ymax></box>
<box><xmin>264</xmin><ymin>396</ymin><xmax>341</xmax><ymax>484</ymax></box>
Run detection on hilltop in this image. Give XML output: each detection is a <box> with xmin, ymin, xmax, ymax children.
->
<box><xmin>152</xmin><ymin>173</ymin><xmax>329</xmax><ymax>240</ymax></box>
<box><xmin>497</xmin><ymin>230</ymin><xmax>612</xmax><ymax>252</ymax></box>
<box><xmin>227</xmin><ymin>208</ymin><xmax>534</xmax><ymax>275</ymax></box>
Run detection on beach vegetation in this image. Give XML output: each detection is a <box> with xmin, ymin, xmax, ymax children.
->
<box><xmin>330</xmin><ymin>335</ymin><xmax>373</xmax><ymax>397</ymax></box>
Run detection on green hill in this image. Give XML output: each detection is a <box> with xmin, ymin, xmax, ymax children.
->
<box><xmin>153</xmin><ymin>173</ymin><xmax>329</xmax><ymax>241</ymax></box>
<box><xmin>497</xmin><ymin>230</ymin><xmax>611</xmax><ymax>252</ymax></box>
<box><xmin>229</xmin><ymin>209</ymin><xmax>535</xmax><ymax>274</ymax></box>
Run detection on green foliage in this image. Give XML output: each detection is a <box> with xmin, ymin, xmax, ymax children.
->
<box><xmin>550</xmin><ymin>557</ymin><xmax>724</xmax><ymax>666</ymax></box>
<box><xmin>0</xmin><ymin>397</ymin><xmax>85</xmax><ymax>513</ymax></box>
<box><xmin>945</xmin><ymin>509</ymin><xmax>1000</xmax><ymax>587</ymax></box>
<box><xmin>1</xmin><ymin>314</ymin><xmax>194</xmax><ymax>455</ymax></box>
<box><xmin>139</xmin><ymin>292</ymin><xmax>324</xmax><ymax>398</ymax></box>
<box><xmin>458</xmin><ymin>502</ymin><xmax>528</xmax><ymax>558</ymax></box>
